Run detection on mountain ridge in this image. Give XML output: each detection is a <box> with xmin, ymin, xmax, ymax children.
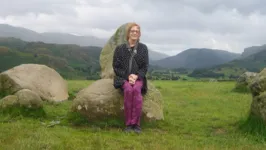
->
<box><xmin>240</xmin><ymin>44</ymin><xmax>266</xmax><ymax>58</ymax></box>
<box><xmin>0</xmin><ymin>23</ymin><xmax>169</xmax><ymax>61</ymax></box>
<box><xmin>152</xmin><ymin>48</ymin><xmax>241</xmax><ymax>69</ymax></box>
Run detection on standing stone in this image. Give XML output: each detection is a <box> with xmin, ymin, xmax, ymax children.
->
<box><xmin>100</xmin><ymin>23</ymin><xmax>135</xmax><ymax>79</ymax></box>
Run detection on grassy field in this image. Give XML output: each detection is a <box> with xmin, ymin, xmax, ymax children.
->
<box><xmin>1</xmin><ymin>80</ymin><xmax>266</xmax><ymax>150</ymax></box>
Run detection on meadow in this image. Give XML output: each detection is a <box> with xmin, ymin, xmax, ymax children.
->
<box><xmin>1</xmin><ymin>80</ymin><xmax>266</xmax><ymax>150</ymax></box>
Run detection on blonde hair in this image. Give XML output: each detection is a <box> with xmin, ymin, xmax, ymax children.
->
<box><xmin>126</xmin><ymin>23</ymin><xmax>141</xmax><ymax>40</ymax></box>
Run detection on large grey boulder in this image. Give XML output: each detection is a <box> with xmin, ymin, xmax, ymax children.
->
<box><xmin>71</xmin><ymin>79</ymin><xmax>164</xmax><ymax>121</ymax></box>
<box><xmin>72</xmin><ymin>22</ymin><xmax>164</xmax><ymax>122</ymax></box>
<box><xmin>0</xmin><ymin>64</ymin><xmax>69</xmax><ymax>102</ymax></box>
<box><xmin>249</xmin><ymin>68</ymin><xmax>266</xmax><ymax>121</ymax></box>
<box><xmin>71</xmin><ymin>79</ymin><xmax>123</xmax><ymax>119</ymax></box>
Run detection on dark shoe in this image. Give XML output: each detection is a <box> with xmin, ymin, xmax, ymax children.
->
<box><xmin>124</xmin><ymin>125</ymin><xmax>133</xmax><ymax>133</ymax></box>
<box><xmin>133</xmin><ymin>125</ymin><xmax>141</xmax><ymax>134</ymax></box>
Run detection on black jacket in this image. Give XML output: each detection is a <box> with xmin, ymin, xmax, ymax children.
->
<box><xmin>112</xmin><ymin>42</ymin><xmax>149</xmax><ymax>95</ymax></box>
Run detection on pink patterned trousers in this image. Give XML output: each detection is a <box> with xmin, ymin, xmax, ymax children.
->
<box><xmin>122</xmin><ymin>80</ymin><xmax>143</xmax><ymax>126</ymax></box>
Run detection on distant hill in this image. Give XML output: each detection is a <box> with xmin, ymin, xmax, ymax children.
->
<box><xmin>0</xmin><ymin>24</ymin><xmax>106</xmax><ymax>47</ymax></box>
<box><xmin>241</xmin><ymin>44</ymin><xmax>266</xmax><ymax>58</ymax></box>
<box><xmin>148</xmin><ymin>50</ymin><xmax>169</xmax><ymax>61</ymax></box>
<box><xmin>0</xmin><ymin>37</ymin><xmax>102</xmax><ymax>79</ymax></box>
<box><xmin>0</xmin><ymin>24</ymin><xmax>169</xmax><ymax>61</ymax></box>
<box><xmin>209</xmin><ymin>47</ymin><xmax>266</xmax><ymax>77</ymax></box>
<box><xmin>152</xmin><ymin>48</ymin><xmax>241</xmax><ymax>69</ymax></box>
<box><xmin>0</xmin><ymin>37</ymin><xmax>170</xmax><ymax>80</ymax></box>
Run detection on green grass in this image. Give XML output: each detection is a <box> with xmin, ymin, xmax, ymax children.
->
<box><xmin>1</xmin><ymin>80</ymin><xmax>266</xmax><ymax>149</ymax></box>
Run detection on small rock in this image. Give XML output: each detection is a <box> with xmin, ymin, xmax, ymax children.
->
<box><xmin>15</xmin><ymin>89</ymin><xmax>43</xmax><ymax>108</ymax></box>
<box><xmin>0</xmin><ymin>95</ymin><xmax>19</xmax><ymax>108</ymax></box>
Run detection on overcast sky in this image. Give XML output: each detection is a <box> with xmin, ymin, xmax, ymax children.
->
<box><xmin>1</xmin><ymin>0</ymin><xmax>266</xmax><ymax>56</ymax></box>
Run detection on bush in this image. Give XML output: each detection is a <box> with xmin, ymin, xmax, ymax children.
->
<box><xmin>188</xmin><ymin>69</ymin><xmax>224</xmax><ymax>78</ymax></box>
<box><xmin>233</xmin><ymin>83</ymin><xmax>251</xmax><ymax>93</ymax></box>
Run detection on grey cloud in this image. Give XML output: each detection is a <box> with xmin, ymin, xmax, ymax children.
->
<box><xmin>149</xmin><ymin>0</ymin><xmax>266</xmax><ymax>15</ymax></box>
<box><xmin>138</xmin><ymin>1</ymin><xmax>258</xmax><ymax>34</ymax></box>
<box><xmin>187</xmin><ymin>0</ymin><xmax>266</xmax><ymax>15</ymax></box>
<box><xmin>0</xmin><ymin>0</ymin><xmax>266</xmax><ymax>56</ymax></box>
<box><xmin>0</xmin><ymin>0</ymin><xmax>76</xmax><ymax>16</ymax></box>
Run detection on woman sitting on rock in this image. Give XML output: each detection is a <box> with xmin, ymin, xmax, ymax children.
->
<box><xmin>112</xmin><ymin>23</ymin><xmax>149</xmax><ymax>133</ymax></box>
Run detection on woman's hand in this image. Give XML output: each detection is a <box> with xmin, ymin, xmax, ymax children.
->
<box><xmin>128</xmin><ymin>74</ymin><xmax>138</xmax><ymax>85</ymax></box>
<box><xmin>130</xmin><ymin>74</ymin><xmax>138</xmax><ymax>80</ymax></box>
<box><xmin>129</xmin><ymin>76</ymin><xmax>135</xmax><ymax>85</ymax></box>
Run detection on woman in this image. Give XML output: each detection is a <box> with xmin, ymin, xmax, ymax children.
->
<box><xmin>112</xmin><ymin>23</ymin><xmax>149</xmax><ymax>133</ymax></box>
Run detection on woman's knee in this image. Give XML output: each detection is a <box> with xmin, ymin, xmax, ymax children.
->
<box><xmin>133</xmin><ymin>80</ymin><xmax>143</xmax><ymax>90</ymax></box>
<box><xmin>132</xmin><ymin>85</ymin><xmax>142</xmax><ymax>94</ymax></box>
<box><xmin>123</xmin><ymin>81</ymin><xmax>133</xmax><ymax>93</ymax></box>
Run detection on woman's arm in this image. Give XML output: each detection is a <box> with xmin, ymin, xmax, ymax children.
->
<box><xmin>137</xmin><ymin>45</ymin><xmax>149</xmax><ymax>79</ymax></box>
<box><xmin>112</xmin><ymin>45</ymin><xmax>125</xmax><ymax>78</ymax></box>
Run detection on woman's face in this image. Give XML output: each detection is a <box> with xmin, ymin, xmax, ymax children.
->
<box><xmin>129</xmin><ymin>26</ymin><xmax>140</xmax><ymax>41</ymax></box>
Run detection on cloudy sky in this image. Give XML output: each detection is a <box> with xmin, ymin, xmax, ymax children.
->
<box><xmin>1</xmin><ymin>0</ymin><xmax>266</xmax><ymax>56</ymax></box>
